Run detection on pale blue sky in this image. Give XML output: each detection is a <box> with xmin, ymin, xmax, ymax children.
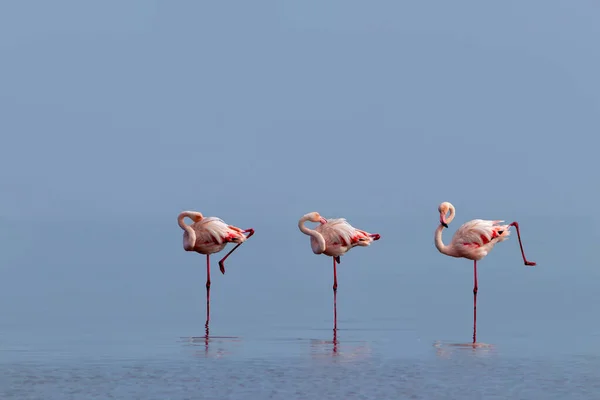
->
<box><xmin>0</xmin><ymin>1</ymin><xmax>598</xmax><ymax>331</ymax></box>
<box><xmin>1</xmin><ymin>0</ymin><xmax>597</xmax><ymax>223</ymax></box>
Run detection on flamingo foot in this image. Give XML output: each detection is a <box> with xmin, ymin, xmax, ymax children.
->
<box><xmin>370</xmin><ymin>233</ymin><xmax>381</xmax><ymax>240</ymax></box>
<box><xmin>216</xmin><ymin>227</ymin><xmax>254</xmax><ymax>276</ymax></box>
<box><xmin>525</xmin><ymin>261</ymin><xmax>536</xmax><ymax>266</ymax></box>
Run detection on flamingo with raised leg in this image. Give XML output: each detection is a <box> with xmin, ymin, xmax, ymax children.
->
<box><xmin>298</xmin><ymin>212</ymin><xmax>381</xmax><ymax>314</ymax></box>
<box><xmin>434</xmin><ymin>201</ymin><xmax>536</xmax><ymax>343</ymax></box>
<box><xmin>177</xmin><ymin>210</ymin><xmax>254</xmax><ymax>321</ymax></box>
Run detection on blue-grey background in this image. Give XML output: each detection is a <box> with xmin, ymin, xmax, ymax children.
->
<box><xmin>0</xmin><ymin>1</ymin><xmax>598</xmax><ymax>399</ymax></box>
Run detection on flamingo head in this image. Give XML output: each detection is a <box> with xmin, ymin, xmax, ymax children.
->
<box><xmin>307</xmin><ymin>212</ymin><xmax>327</xmax><ymax>224</ymax></box>
<box><xmin>438</xmin><ymin>202</ymin><xmax>454</xmax><ymax>228</ymax></box>
<box><xmin>190</xmin><ymin>212</ymin><xmax>204</xmax><ymax>222</ymax></box>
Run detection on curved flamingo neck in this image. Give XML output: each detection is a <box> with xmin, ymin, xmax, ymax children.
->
<box><xmin>435</xmin><ymin>224</ymin><xmax>455</xmax><ymax>257</ymax></box>
<box><xmin>178</xmin><ymin>211</ymin><xmax>202</xmax><ymax>250</ymax></box>
<box><xmin>446</xmin><ymin>204</ymin><xmax>456</xmax><ymax>225</ymax></box>
<box><xmin>298</xmin><ymin>215</ymin><xmax>326</xmax><ymax>253</ymax></box>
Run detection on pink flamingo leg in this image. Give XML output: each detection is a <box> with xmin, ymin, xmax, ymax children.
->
<box><xmin>333</xmin><ymin>256</ymin><xmax>338</xmax><ymax>351</ymax></box>
<box><xmin>473</xmin><ymin>260</ymin><xmax>478</xmax><ymax>344</ymax></box>
<box><xmin>334</xmin><ymin>294</ymin><xmax>337</xmax><ymax>330</ymax></box>
<box><xmin>206</xmin><ymin>254</ymin><xmax>211</xmax><ymax>322</ymax></box>
<box><xmin>218</xmin><ymin>228</ymin><xmax>255</xmax><ymax>274</ymax></box>
<box><xmin>509</xmin><ymin>222</ymin><xmax>536</xmax><ymax>266</ymax></box>
<box><xmin>333</xmin><ymin>256</ymin><xmax>338</xmax><ymax>292</ymax></box>
<box><xmin>333</xmin><ymin>256</ymin><xmax>338</xmax><ymax>335</ymax></box>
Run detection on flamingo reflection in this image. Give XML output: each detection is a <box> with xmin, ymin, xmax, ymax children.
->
<box><xmin>310</xmin><ymin>299</ymin><xmax>370</xmax><ymax>361</ymax></box>
<box><xmin>432</xmin><ymin>315</ymin><xmax>493</xmax><ymax>358</ymax></box>
<box><xmin>181</xmin><ymin>318</ymin><xmax>241</xmax><ymax>358</ymax></box>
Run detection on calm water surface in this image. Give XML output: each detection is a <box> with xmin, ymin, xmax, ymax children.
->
<box><xmin>1</xmin><ymin>218</ymin><xmax>599</xmax><ymax>398</ymax></box>
<box><xmin>2</xmin><ymin>316</ymin><xmax>600</xmax><ymax>399</ymax></box>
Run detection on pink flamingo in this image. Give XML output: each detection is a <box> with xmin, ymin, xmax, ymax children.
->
<box><xmin>434</xmin><ymin>201</ymin><xmax>536</xmax><ymax>343</ymax></box>
<box><xmin>177</xmin><ymin>210</ymin><xmax>254</xmax><ymax>321</ymax></box>
<box><xmin>298</xmin><ymin>212</ymin><xmax>381</xmax><ymax>313</ymax></box>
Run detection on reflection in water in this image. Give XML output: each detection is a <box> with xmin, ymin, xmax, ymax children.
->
<box><xmin>433</xmin><ymin>340</ymin><xmax>495</xmax><ymax>358</ymax></box>
<box><xmin>180</xmin><ymin>318</ymin><xmax>241</xmax><ymax>358</ymax></box>
<box><xmin>310</xmin><ymin>295</ymin><xmax>371</xmax><ymax>362</ymax></box>
<box><xmin>181</xmin><ymin>282</ymin><xmax>240</xmax><ymax>358</ymax></box>
<box><xmin>433</xmin><ymin>296</ymin><xmax>494</xmax><ymax>358</ymax></box>
<box><xmin>334</xmin><ymin>288</ymin><xmax>338</xmax><ymax>354</ymax></box>
<box><xmin>433</xmin><ymin>273</ymin><xmax>497</xmax><ymax>358</ymax></box>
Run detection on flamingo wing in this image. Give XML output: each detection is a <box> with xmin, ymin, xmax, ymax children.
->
<box><xmin>228</xmin><ymin>225</ymin><xmax>244</xmax><ymax>233</ymax></box>
<box><xmin>317</xmin><ymin>218</ymin><xmax>356</xmax><ymax>246</ymax></box>
<box><xmin>353</xmin><ymin>229</ymin><xmax>375</xmax><ymax>243</ymax></box>
<box><xmin>195</xmin><ymin>217</ymin><xmax>231</xmax><ymax>245</ymax></box>
<box><xmin>452</xmin><ymin>219</ymin><xmax>509</xmax><ymax>248</ymax></box>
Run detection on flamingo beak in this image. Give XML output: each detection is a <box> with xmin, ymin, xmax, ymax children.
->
<box><xmin>319</xmin><ymin>217</ymin><xmax>327</xmax><ymax>224</ymax></box>
<box><xmin>440</xmin><ymin>214</ymin><xmax>448</xmax><ymax>228</ymax></box>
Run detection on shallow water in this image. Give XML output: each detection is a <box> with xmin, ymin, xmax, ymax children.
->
<box><xmin>2</xmin><ymin>316</ymin><xmax>600</xmax><ymax>399</ymax></box>
<box><xmin>1</xmin><ymin>218</ymin><xmax>599</xmax><ymax>398</ymax></box>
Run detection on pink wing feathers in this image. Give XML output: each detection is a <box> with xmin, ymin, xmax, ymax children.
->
<box><xmin>189</xmin><ymin>217</ymin><xmax>247</xmax><ymax>252</ymax></box>
<box><xmin>317</xmin><ymin>218</ymin><xmax>377</xmax><ymax>248</ymax></box>
<box><xmin>317</xmin><ymin>218</ymin><xmax>355</xmax><ymax>246</ymax></box>
<box><xmin>452</xmin><ymin>219</ymin><xmax>511</xmax><ymax>249</ymax></box>
<box><xmin>193</xmin><ymin>217</ymin><xmax>233</xmax><ymax>245</ymax></box>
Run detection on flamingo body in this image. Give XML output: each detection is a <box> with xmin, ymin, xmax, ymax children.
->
<box><xmin>444</xmin><ymin>219</ymin><xmax>511</xmax><ymax>261</ymax></box>
<box><xmin>312</xmin><ymin>218</ymin><xmax>380</xmax><ymax>258</ymax></box>
<box><xmin>298</xmin><ymin>211</ymin><xmax>380</xmax><ymax>307</ymax></box>
<box><xmin>182</xmin><ymin>215</ymin><xmax>249</xmax><ymax>255</ymax></box>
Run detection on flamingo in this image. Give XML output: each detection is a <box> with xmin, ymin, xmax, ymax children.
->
<box><xmin>434</xmin><ymin>201</ymin><xmax>536</xmax><ymax>343</ymax></box>
<box><xmin>177</xmin><ymin>210</ymin><xmax>254</xmax><ymax>321</ymax></box>
<box><xmin>298</xmin><ymin>212</ymin><xmax>381</xmax><ymax>313</ymax></box>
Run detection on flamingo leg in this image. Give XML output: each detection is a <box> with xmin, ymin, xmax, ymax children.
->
<box><xmin>508</xmin><ymin>222</ymin><xmax>537</xmax><ymax>266</ymax></box>
<box><xmin>333</xmin><ymin>256</ymin><xmax>338</xmax><ymax>292</ymax></box>
<box><xmin>218</xmin><ymin>228</ymin><xmax>255</xmax><ymax>274</ymax></box>
<box><xmin>206</xmin><ymin>254</ymin><xmax>211</xmax><ymax>322</ymax></box>
<box><xmin>473</xmin><ymin>260</ymin><xmax>478</xmax><ymax>344</ymax></box>
<box><xmin>334</xmin><ymin>293</ymin><xmax>338</xmax><ymax>330</ymax></box>
<box><xmin>333</xmin><ymin>255</ymin><xmax>338</xmax><ymax>351</ymax></box>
